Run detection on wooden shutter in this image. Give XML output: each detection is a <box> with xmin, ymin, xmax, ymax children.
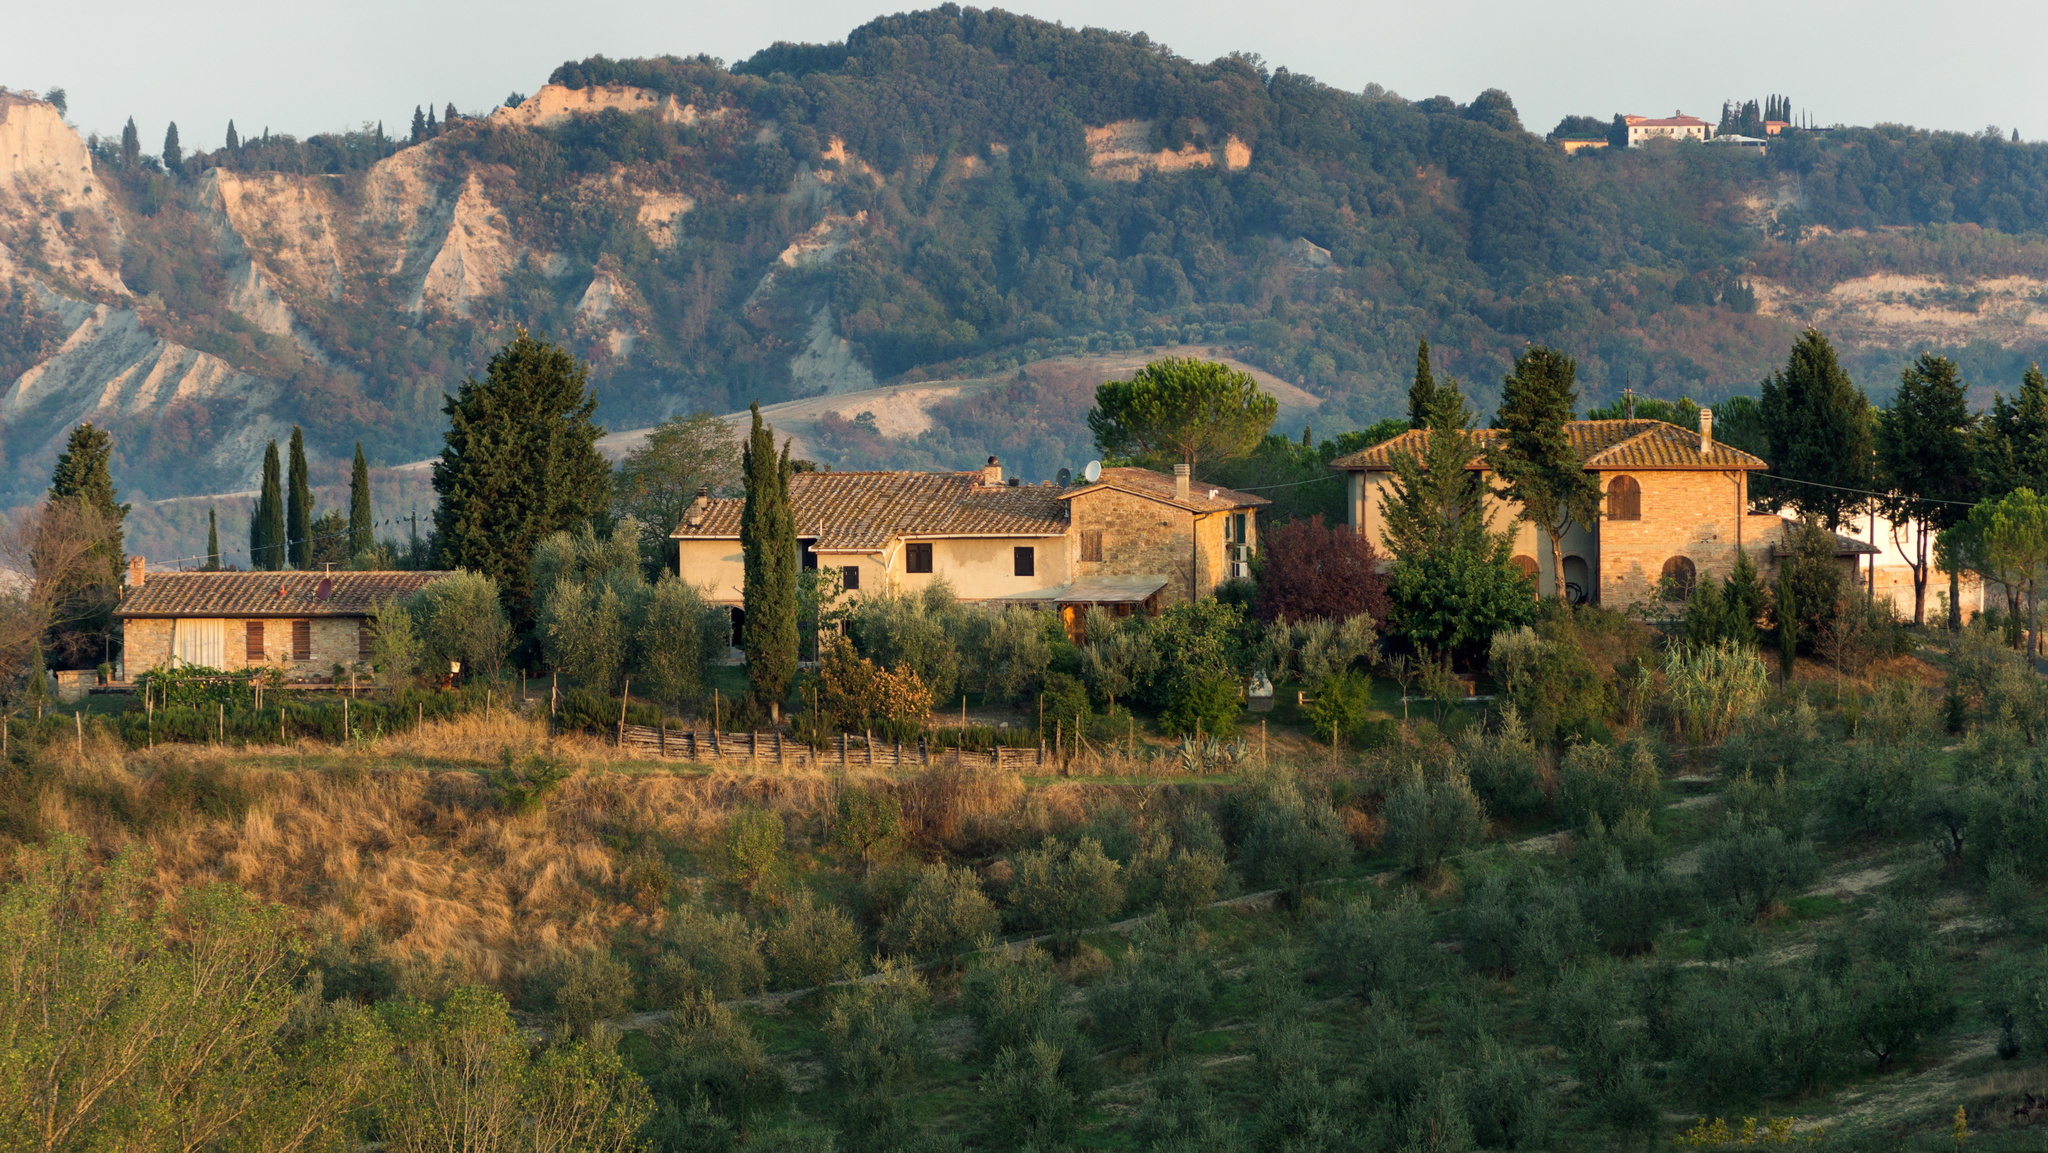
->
<box><xmin>245</xmin><ymin>621</ymin><xmax>265</xmax><ymax>661</ymax></box>
<box><xmin>358</xmin><ymin>622</ymin><xmax>374</xmax><ymax>660</ymax></box>
<box><xmin>291</xmin><ymin>620</ymin><xmax>312</xmax><ymax>661</ymax></box>
<box><xmin>1081</xmin><ymin>530</ymin><xmax>1103</xmax><ymax>562</ymax></box>
<box><xmin>1014</xmin><ymin>546</ymin><xmax>1035</xmax><ymax>577</ymax></box>
<box><xmin>1608</xmin><ymin>475</ymin><xmax>1641</xmax><ymax>521</ymax></box>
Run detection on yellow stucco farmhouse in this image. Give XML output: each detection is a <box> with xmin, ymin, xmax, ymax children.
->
<box><xmin>1329</xmin><ymin>414</ymin><xmax>1874</xmax><ymax>605</ymax></box>
<box><xmin>671</xmin><ymin>457</ymin><xmax>1266</xmax><ymax>640</ymax></box>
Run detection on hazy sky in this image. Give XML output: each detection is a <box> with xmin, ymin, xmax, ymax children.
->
<box><xmin>8</xmin><ymin>1</ymin><xmax>2046</xmax><ymax>153</ymax></box>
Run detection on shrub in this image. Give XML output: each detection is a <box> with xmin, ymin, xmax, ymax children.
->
<box><xmin>1010</xmin><ymin>837</ymin><xmax>1124</xmax><ymax>954</ymax></box>
<box><xmin>1087</xmin><ymin>930</ymin><xmax>1218</xmax><ymax>1059</ymax></box>
<box><xmin>963</xmin><ymin>945</ymin><xmax>1064</xmax><ymax>1057</ymax></box>
<box><xmin>1557</xmin><ymin>741</ymin><xmax>1660</xmax><ymax>829</ymax></box>
<box><xmin>848</xmin><ymin>583</ymin><xmax>966</xmax><ymax>701</ymax></box>
<box><xmin>1662</xmin><ymin>640</ymin><xmax>1768</xmax><ymax>745</ymax></box>
<box><xmin>1080</xmin><ymin>614</ymin><xmax>1158</xmax><ymax>713</ymax></box>
<box><xmin>637</xmin><ymin>574</ymin><xmax>726</xmax><ymax>710</ymax></box>
<box><xmin>482</xmin><ymin>746</ymin><xmax>570</xmax><ymax>816</ymax></box>
<box><xmin>407</xmin><ymin>569</ymin><xmax>512</xmax><ymax>679</ymax></box>
<box><xmin>1463</xmin><ymin>1039</ymin><xmax>1551</xmax><ymax>1150</ymax></box>
<box><xmin>819</xmin><ymin>637</ymin><xmax>936</xmax><ymax>732</ymax></box>
<box><xmin>1314</xmin><ymin>890</ymin><xmax>1434</xmax><ymax>1006</ymax></box>
<box><xmin>1154</xmin><ymin>847</ymin><xmax>1227</xmax><ymax>923</ymax></box>
<box><xmin>1822</xmin><ymin>745</ymin><xmax>1916</xmax><ymax>839</ymax></box>
<box><xmin>1039</xmin><ymin>670</ymin><xmax>1091</xmax><ymax>731</ymax></box>
<box><xmin>1459</xmin><ymin>867</ymin><xmax>1595</xmax><ymax>981</ymax></box>
<box><xmin>763</xmin><ymin>891</ymin><xmax>861</xmax><ymax>990</ymax></box>
<box><xmin>1840</xmin><ymin>901</ymin><xmax>1957</xmax><ymax>1072</ymax></box>
<box><xmin>1697</xmin><ymin>820</ymin><xmax>1821</xmax><ymax>920</ymax></box>
<box><xmin>1457</xmin><ymin>705</ymin><xmax>1546</xmax><ymax>819</ymax></box>
<box><xmin>821</xmin><ymin>960</ymin><xmax>931</xmax><ymax>1151</ymax></box>
<box><xmin>1497</xmin><ymin>624</ymin><xmax>1610</xmax><ymax>744</ymax></box>
<box><xmin>652</xmin><ymin>906</ymin><xmax>767</xmax><ymax>1005</ymax></box>
<box><xmin>649</xmin><ymin>989</ymin><xmax>790</xmax><ymax>1142</ymax></box>
<box><xmin>525</xmin><ymin>946</ymin><xmax>633</xmax><ymax>1038</ymax></box>
<box><xmin>1381</xmin><ymin>772</ymin><xmax>1487</xmax><ymax>876</ymax></box>
<box><xmin>1304</xmin><ymin>669</ymin><xmax>1370</xmax><ymax>745</ymax></box>
<box><xmin>719</xmin><ymin>807</ymin><xmax>786</xmax><ymax>907</ymax></box>
<box><xmin>982</xmin><ymin>1039</ymin><xmax>1080</xmax><ymax>1144</ymax></box>
<box><xmin>834</xmin><ymin>786</ymin><xmax>904</xmax><ymax>879</ymax></box>
<box><xmin>1583</xmin><ymin>861</ymin><xmax>1694</xmax><ymax>956</ymax></box>
<box><xmin>1160</xmin><ymin>669</ymin><xmax>1242</xmax><ymax>737</ymax></box>
<box><xmin>1240</xmin><ymin>781</ymin><xmax>1351</xmax><ymax>908</ymax></box>
<box><xmin>963</xmin><ymin>607</ymin><xmax>1057</xmax><ymax>703</ymax></box>
<box><xmin>1272</xmin><ymin>614</ymin><xmax>1379</xmax><ymax>684</ymax></box>
<box><xmin>884</xmin><ymin>864</ymin><xmax>997</xmax><ymax>964</ymax></box>
<box><xmin>1253</xmin><ymin>515</ymin><xmax>1389</xmax><ymax>625</ymax></box>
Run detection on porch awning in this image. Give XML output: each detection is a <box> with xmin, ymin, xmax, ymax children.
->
<box><xmin>985</xmin><ymin>576</ymin><xmax>1170</xmax><ymax>607</ymax></box>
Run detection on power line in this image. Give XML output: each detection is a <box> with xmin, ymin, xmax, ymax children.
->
<box><xmin>1230</xmin><ymin>473</ymin><xmax>1342</xmax><ymax>493</ymax></box>
<box><xmin>1758</xmin><ymin>472</ymin><xmax>1979</xmax><ymax>508</ymax></box>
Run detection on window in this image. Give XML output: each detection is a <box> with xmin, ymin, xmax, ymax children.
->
<box><xmin>173</xmin><ymin>619</ymin><xmax>223</xmax><ymax>668</ymax></box>
<box><xmin>1014</xmin><ymin>546</ymin><xmax>1035</xmax><ymax>577</ymax></box>
<box><xmin>1080</xmin><ymin>530</ymin><xmax>1103</xmax><ymax>562</ymax></box>
<box><xmin>1607</xmin><ymin>474</ymin><xmax>1641</xmax><ymax>521</ymax></box>
<box><xmin>1226</xmin><ymin>512</ymin><xmax>1247</xmax><ymax>544</ymax></box>
<box><xmin>906</xmin><ymin>543</ymin><xmax>933</xmax><ymax>573</ymax></box>
<box><xmin>245</xmin><ymin>621</ymin><xmax>265</xmax><ymax>662</ymax></box>
<box><xmin>1510</xmin><ymin>555</ymin><xmax>1539</xmax><ymax>582</ymax></box>
<box><xmin>358</xmin><ymin>623</ymin><xmax>375</xmax><ymax>661</ymax></box>
<box><xmin>842</xmin><ymin>564</ymin><xmax>861</xmax><ymax>591</ymax></box>
<box><xmin>1660</xmin><ymin>556</ymin><xmax>1697</xmax><ymax>601</ymax></box>
<box><xmin>800</xmin><ymin>540</ymin><xmax>818</xmax><ymax>570</ymax></box>
<box><xmin>291</xmin><ymin>620</ymin><xmax>312</xmax><ymax>661</ymax></box>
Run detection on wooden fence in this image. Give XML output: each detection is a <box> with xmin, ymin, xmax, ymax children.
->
<box><xmin>607</xmin><ymin>724</ymin><xmax>1049</xmax><ymax>770</ymax></box>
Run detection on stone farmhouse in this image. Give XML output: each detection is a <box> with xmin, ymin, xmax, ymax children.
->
<box><xmin>1329</xmin><ymin>415</ymin><xmax>1876</xmax><ymax>606</ymax></box>
<box><xmin>1624</xmin><ymin>112</ymin><xmax>1712</xmax><ymax>146</ymax></box>
<box><xmin>116</xmin><ymin>562</ymin><xmax>452</xmax><ymax>676</ymax></box>
<box><xmin>671</xmin><ymin>457</ymin><xmax>1265</xmax><ymax>640</ymax></box>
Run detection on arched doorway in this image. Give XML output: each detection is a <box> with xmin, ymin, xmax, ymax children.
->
<box><xmin>1511</xmin><ymin>555</ymin><xmax>1539</xmax><ymax>584</ymax></box>
<box><xmin>1563</xmin><ymin>555</ymin><xmax>1591</xmax><ymax>605</ymax></box>
<box><xmin>1660</xmin><ymin>556</ymin><xmax>1697</xmax><ymax>601</ymax></box>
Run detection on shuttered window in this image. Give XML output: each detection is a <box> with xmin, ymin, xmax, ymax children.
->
<box><xmin>1608</xmin><ymin>475</ymin><xmax>1642</xmax><ymax>520</ymax></box>
<box><xmin>906</xmin><ymin>543</ymin><xmax>933</xmax><ymax>573</ymax></box>
<box><xmin>245</xmin><ymin>621</ymin><xmax>265</xmax><ymax>662</ymax></box>
<box><xmin>291</xmin><ymin>620</ymin><xmax>312</xmax><ymax>661</ymax></box>
<box><xmin>842</xmin><ymin>564</ymin><xmax>861</xmax><ymax>591</ymax></box>
<box><xmin>1014</xmin><ymin>547</ymin><xmax>1035</xmax><ymax>577</ymax></box>
<box><xmin>358</xmin><ymin>623</ymin><xmax>375</xmax><ymax>660</ymax></box>
<box><xmin>1080</xmin><ymin>530</ymin><xmax>1103</xmax><ymax>562</ymax></box>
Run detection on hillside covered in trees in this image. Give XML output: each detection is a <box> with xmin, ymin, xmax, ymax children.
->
<box><xmin>9</xmin><ymin>5</ymin><xmax>2048</xmax><ymax>506</ymax></box>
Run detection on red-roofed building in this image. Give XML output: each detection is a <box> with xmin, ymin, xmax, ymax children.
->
<box><xmin>1328</xmin><ymin>415</ymin><xmax>1877</xmax><ymax>606</ymax></box>
<box><xmin>116</xmin><ymin>565</ymin><xmax>454</xmax><ymax>676</ymax></box>
<box><xmin>1624</xmin><ymin>112</ymin><xmax>1712</xmax><ymax>146</ymax></box>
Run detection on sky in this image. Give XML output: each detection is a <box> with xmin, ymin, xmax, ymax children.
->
<box><xmin>7</xmin><ymin>0</ymin><xmax>2048</xmax><ymax>153</ymax></box>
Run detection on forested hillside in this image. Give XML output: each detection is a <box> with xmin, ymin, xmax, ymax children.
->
<box><xmin>10</xmin><ymin>4</ymin><xmax>2048</xmax><ymax>510</ymax></box>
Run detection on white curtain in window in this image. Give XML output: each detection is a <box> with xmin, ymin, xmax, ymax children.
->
<box><xmin>173</xmin><ymin>618</ymin><xmax>224</xmax><ymax>669</ymax></box>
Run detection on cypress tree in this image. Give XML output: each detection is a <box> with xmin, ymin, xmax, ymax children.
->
<box><xmin>205</xmin><ymin>508</ymin><xmax>221</xmax><ymax>571</ymax></box>
<box><xmin>348</xmin><ymin>442</ymin><xmax>374</xmax><ymax>559</ymax></box>
<box><xmin>433</xmin><ymin>329</ymin><xmax>611</xmax><ymax>627</ymax></box>
<box><xmin>740</xmin><ymin>402</ymin><xmax>797</xmax><ymax>709</ymax></box>
<box><xmin>425</xmin><ymin>106</ymin><xmax>438</xmax><ymax>136</ymax></box>
<box><xmin>120</xmin><ymin>117</ymin><xmax>139</xmax><ymax>168</ymax></box>
<box><xmin>1491</xmin><ymin>346</ymin><xmax>1604</xmax><ymax>600</ymax></box>
<box><xmin>251</xmin><ymin>441</ymin><xmax>284</xmax><ymax>571</ymax></box>
<box><xmin>286</xmin><ymin>426</ymin><xmax>312</xmax><ymax>568</ymax></box>
<box><xmin>1407</xmin><ymin>338</ymin><xmax>1439</xmax><ymax>427</ymax></box>
<box><xmin>225</xmin><ymin>120</ymin><xmax>239</xmax><ymax>153</ymax></box>
<box><xmin>47</xmin><ymin>423</ymin><xmax>131</xmax><ymax>662</ymax></box>
<box><xmin>1758</xmin><ymin>328</ymin><xmax>1873</xmax><ymax>529</ymax></box>
<box><xmin>444</xmin><ymin>102</ymin><xmax>459</xmax><ymax>125</ymax></box>
<box><xmin>411</xmin><ymin>106</ymin><xmax>426</xmax><ymax>144</ymax></box>
<box><xmin>162</xmin><ymin>121</ymin><xmax>181</xmax><ymax>172</ymax></box>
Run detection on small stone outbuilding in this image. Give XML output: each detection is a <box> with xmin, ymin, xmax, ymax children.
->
<box><xmin>116</xmin><ymin>562</ymin><xmax>452</xmax><ymax>677</ymax></box>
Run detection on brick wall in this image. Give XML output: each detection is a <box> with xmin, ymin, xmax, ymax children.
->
<box><xmin>123</xmin><ymin>616</ymin><xmax>371</xmax><ymax>678</ymax></box>
<box><xmin>1597</xmin><ymin>470</ymin><xmax>1756</xmax><ymax>607</ymax></box>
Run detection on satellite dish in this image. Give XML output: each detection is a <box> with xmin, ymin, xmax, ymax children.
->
<box><xmin>1084</xmin><ymin>460</ymin><xmax>1102</xmax><ymax>483</ymax></box>
<box><xmin>1057</xmin><ymin>467</ymin><xmax>1072</xmax><ymax>486</ymax></box>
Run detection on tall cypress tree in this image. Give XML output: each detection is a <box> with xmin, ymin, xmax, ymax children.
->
<box><xmin>225</xmin><ymin>120</ymin><xmax>239</xmax><ymax>154</ymax></box>
<box><xmin>119</xmin><ymin>117</ymin><xmax>139</xmax><ymax>168</ymax></box>
<box><xmin>1758</xmin><ymin>328</ymin><xmax>1874</xmax><ymax>529</ymax></box>
<box><xmin>433</xmin><ymin>329</ymin><xmax>611</xmax><ymax>627</ymax></box>
<box><xmin>1407</xmin><ymin>338</ymin><xmax>1439</xmax><ymax>428</ymax></box>
<box><xmin>349</xmin><ymin>442</ymin><xmax>374</xmax><ymax>559</ymax></box>
<box><xmin>740</xmin><ymin>402</ymin><xmax>797</xmax><ymax>709</ymax></box>
<box><xmin>161</xmin><ymin>122</ymin><xmax>181</xmax><ymax>173</ymax></box>
<box><xmin>251</xmin><ymin>441</ymin><xmax>284</xmax><ymax>571</ymax></box>
<box><xmin>1876</xmin><ymin>353</ymin><xmax>1977</xmax><ymax>625</ymax></box>
<box><xmin>410</xmin><ymin>106</ymin><xmax>426</xmax><ymax>144</ymax></box>
<box><xmin>205</xmin><ymin>508</ymin><xmax>221</xmax><ymax>571</ymax></box>
<box><xmin>286</xmin><ymin>425</ymin><xmax>312</xmax><ymax>568</ymax></box>
<box><xmin>47</xmin><ymin>423</ymin><xmax>131</xmax><ymax>663</ymax></box>
<box><xmin>1491</xmin><ymin>346</ymin><xmax>1604</xmax><ymax>600</ymax></box>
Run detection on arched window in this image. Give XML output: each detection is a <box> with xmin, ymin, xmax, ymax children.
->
<box><xmin>1660</xmin><ymin>556</ymin><xmax>1697</xmax><ymax>601</ymax></box>
<box><xmin>1511</xmin><ymin>555</ymin><xmax>1539</xmax><ymax>582</ymax></box>
<box><xmin>1608</xmin><ymin>474</ymin><xmax>1641</xmax><ymax>520</ymax></box>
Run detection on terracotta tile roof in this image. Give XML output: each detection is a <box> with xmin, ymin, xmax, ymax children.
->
<box><xmin>116</xmin><ymin>571</ymin><xmax>455</xmax><ymax>618</ymax></box>
<box><xmin>1328</xmin><ymin>420</ymin><xmax>1766</xmax><ymax>472</ymax></box>
<box><xmin>670</xmin><ymin>471</ymin><xmax>1070</xmax><ymax>550</ymax></box>
<box><xmin>1057</xmin><ymin>467</ymin><xmax>1269</xmax><ymax>513</ymax></box>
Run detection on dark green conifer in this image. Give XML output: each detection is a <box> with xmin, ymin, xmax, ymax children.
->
<box><xmin>432</xmin><ymin>329</ymin><xmax>610</xmax><ymax>627</ymax></box>
<box><xmin>1407</xmin><ymin>338</ymin><xmax>1439</xmax><ymax>427</ymax></box>
<box><xmin>161</xmin><ymin>121</ymin><xmax>181</xmax><ymax>172</ymax></box>
<box><xmin>205</xmin><ymin>508</ymin><xmax>220</xmax><ymax>571</ymax></box>
<box><xmin>225</xmin><ymin>120</ymin><xmax>239</xmax><ymax>153</ymax></box>
<box><xmin>47</xmin><ymin>423</ymin><xmax>130</xmax><ymax>662</ymax></box>
<box><xmin>286</xmin><ymin>426</ymin><xmax>312</xmax><ymax>568</ymax></box>
<box><xmin>740</xmin><ymin>402</ymin><xmax>797</xmax><ymax>709</ymax></box>
<box><xmin>410</xmin><ymin>106</ymin><xmax>426</xmax><ymax>144</ymax></box>
<box><xmin>349</xmin><ymin>442</ymin><xmax>374</xmax><ymax>559</ymax></box>
<box><xmin>251</xmin><ymin>441</ymin><xmax>284</xmax><ymax>571</ymax></box>
<box><xmin>119</xmin><ymin>117</ymin><xmax>139</xmax><ymax>167</ymax></box>
<box><xmin>1490</xmin><ymin>346</ymin><xmax>1603</xmax><ymax>600</ymax></box>
<box><xmin>1758</xmin><ymin>329</ymin><xmax>1873</xmax><ymax>529</ymax></box>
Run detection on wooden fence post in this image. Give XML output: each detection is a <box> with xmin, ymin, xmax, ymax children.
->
<box><xmin>865</xmin><ymin>730</ymin><xmax>874</xmax><ymax>767</ymax></box>
<box><xmin>75</xmin><ymin>711</ymin><xmax>82</xmax><ymax>758</ymax></box>
<box><xmin>618</xmin><ymin>679</ymin><xmax>631</xmax><ymax>748</ymax></box>
<box><xmin>752</xmin><ymin>731</ymin><xmax>759</xmax><ymax>767</ymax></box>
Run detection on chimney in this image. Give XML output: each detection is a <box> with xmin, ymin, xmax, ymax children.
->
<box><xmin>1699</xmin><ymin>408</ymin><xmax>1714</xmax><ymax>453</ymax></box>
<box><xmin>687</xmin><ymin>485</ymin><xmax>709</xmax><ymax>528</ymax></box>
<box><xmin>983</xmin><ymin>456</ymin><xmax>1002</xmax><ymax>486</ymax></box>
<box><xmin>1174</xmin><ymin>463</ymin><xmax>1191</xmax><ymax>502</ymax></box>
<box><xmin>127</xmin><ymin>555</ymin><xmax>144</xmax><ymax>589</ymax></box>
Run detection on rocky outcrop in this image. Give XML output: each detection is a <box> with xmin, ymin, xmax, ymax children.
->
<box><xmin>1085</xmin><ymin>120</ymin><xmax>1251</xmax><ymax>181</ymax></box>
<box><xmin>489</xmin><ymin>84</ymin><xmax>721</xmax><ymax>129</ymax></box>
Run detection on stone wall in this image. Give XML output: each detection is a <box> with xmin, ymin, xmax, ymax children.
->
<box><xmin>1065</xmin><ymin>488</ymin><xmax>1255</xmax><ymax>603</ymax></box>
<box><xmin>124</xmin><ymin>616</ymin><xmax>371</xmax><ymax>678</ymax></box>
<box><xmin>1596</xmin><ymin>470</ymin><xmax>1755</xmax><ymax>607</ymax></box>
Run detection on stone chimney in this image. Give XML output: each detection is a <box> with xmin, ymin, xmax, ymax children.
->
<box><xmin>127</xmin><ymin>555</ymin><xmax>144</xmax><ymax>589</ymax></box>
<box><xmin>687</xmin><ymin>485</ymin><xmax>709</xmax><ymax>528</ymax></box>
<box><xmin>983</xmin><ymin>456</ymin><xmax>1002</xmax><ymax>486</ymax></box>
<box><xmin>1699</xmin><ymin>408</ymin><xmax>1714</xmax><ymax>453</ymax></box>
<box><xmin>1174</xmin><ymin>463</ymin><xmax>1191</xmax><ymax>501</ymax></box>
